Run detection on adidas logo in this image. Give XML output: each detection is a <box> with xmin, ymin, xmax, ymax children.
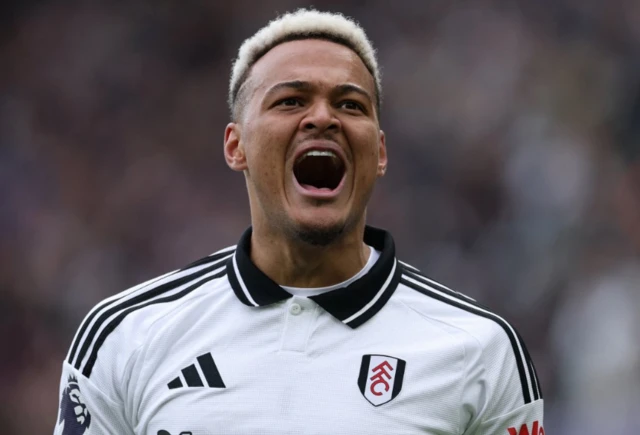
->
<box><xmin>167</xmin><ymin>352</ymin><xmax>225</xmax><ymax>389</ymax></box>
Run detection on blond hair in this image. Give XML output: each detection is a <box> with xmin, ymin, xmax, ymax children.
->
<box><xmin>228</xmin><ymin>8</ymin><xmax>381</xmax><ymax>119</ymax></box>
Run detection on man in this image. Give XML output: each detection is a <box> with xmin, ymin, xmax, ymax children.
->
<box><xmin>55</xmin><ymin>9</ymin><xmax>544</xmax><ymax>435</ymax></box>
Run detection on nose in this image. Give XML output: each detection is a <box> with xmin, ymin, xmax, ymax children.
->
<box><xmin>301</xmin><ymin>100</ymin><xmax>340</xmax><ymax>133</ymax></box>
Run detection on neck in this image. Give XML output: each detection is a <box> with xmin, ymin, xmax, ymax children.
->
<box><xmin>249</xmin><ymin>222</ymin><xmax>371</xmax><ymax>288</ymax></box>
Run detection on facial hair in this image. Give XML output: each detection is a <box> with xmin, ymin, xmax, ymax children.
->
<box><xmin>294</xmin><ymin>222</ymin><xmax>346</xmax><ymax>246</ymax></box>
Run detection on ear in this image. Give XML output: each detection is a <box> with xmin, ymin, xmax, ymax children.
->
<box><xmin>377</xmin><ymin>130</ymin><xmax>387</xmax><ymax>177</ymax></box>
<box><xmin>224</xmin><ymin>123</ymin><xmax>247</xmax><ymax>172</ymax></box>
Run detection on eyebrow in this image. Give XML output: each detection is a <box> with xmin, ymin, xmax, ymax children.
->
<box><xmin>333</xmin><ymin>84</ymin><xmax>373</xmax><ymax>104</ymax></box>
<box><xmin>263</xmin><ymin>81</ymin><xmax>313</xmax><ymax>100</ymax></box>
<box><xmin>263</xmin><ymin>81</ymin><xmax>373</xmax><ymax>105</ymax></box>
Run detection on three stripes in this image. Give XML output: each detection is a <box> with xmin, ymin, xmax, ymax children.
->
<box><xmin>64</xmin><ymin>242</ymin><xmax>541</xmax><ymax>406</ymax></box>
<box><xmin>66</xmin><ymin>247</ymin><xmax>235</xmax><ymax>378</ymax></box>
<box><xmin>168</xmin><ymin>352</ymin><xmax>226</xmax><ymax>389</ymax></box>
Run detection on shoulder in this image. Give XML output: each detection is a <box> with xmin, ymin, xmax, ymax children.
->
<box><xmin>65</xmin><ymin>245</ymin><xmax>235</xmax><ymax>380</ymax></box>
<box><xmin>395</xmin><ymin>260</ymin><xmax>495</xmax><ymax>335</ymax></box>
<box><xmin>394</xmin><ymin>259</ymin><xmax>542</xmax><ymax>405</ymax></box>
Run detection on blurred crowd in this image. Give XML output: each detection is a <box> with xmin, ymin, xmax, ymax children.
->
<box><xmin>1</xmin><ymin>0</ymin><xmax>639</xmax><ymax>433</ymax></box>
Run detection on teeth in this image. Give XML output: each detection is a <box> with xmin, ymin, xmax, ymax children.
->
<box><xmin>303</xmin><ymin>150</ymin><xmax>338</xmax><ymax>159</ymax></box>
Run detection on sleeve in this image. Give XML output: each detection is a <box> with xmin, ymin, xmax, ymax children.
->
<box><xmin>461</xmin><ymin>322</ymin><xmax>545</xmax><ymax>435</ymax></box>
<box><xmin>469</xmin><ymin>401</ymin><xmax>544</xmax><ymax>435</ymax></box>
<box><xmin>53</xmin><ymin>361</ymin><xmax>134</xmax><ymax>435</ymax></box>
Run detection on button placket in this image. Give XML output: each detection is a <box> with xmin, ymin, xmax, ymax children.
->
<box><xmin>280</xmin><ymin>297</ymin><xmax>316</xmax><ymax>352</ymax></box>
<box><xmin>290</xmin><ymin>303</ymin><xmax>302</xmax><ymax>315</ymax></box>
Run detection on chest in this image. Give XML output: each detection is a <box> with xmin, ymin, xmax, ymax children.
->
<box><xmin>129</xmin><ymin>300</ymin><xmax>466</xmax><ymax>434</ymax></box>
<box><xmin>140</xmin><ymin>355</ymin><xmax>461</xmax><ymax>435</ymax></box>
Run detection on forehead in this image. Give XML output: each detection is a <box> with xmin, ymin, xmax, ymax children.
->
<box><xmin>249</xmin><ymin>39</ymin><xmax>375</xmax><ymax>97</ymax></box>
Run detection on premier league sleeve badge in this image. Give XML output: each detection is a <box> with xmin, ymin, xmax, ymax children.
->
<box><xmin>58</xmin><ymin>375</ymin><xmax>92</xmax><ymax>434</ymax></box>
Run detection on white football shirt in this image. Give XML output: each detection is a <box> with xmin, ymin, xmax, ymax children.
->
<box><xmin>54</xmin><ymin>226</ymin><xmax>544</xmax><ymax>435</ymax></box>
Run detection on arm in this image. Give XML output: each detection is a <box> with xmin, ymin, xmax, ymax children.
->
<box><xmin>52</xmin><ymin>271</ymin><xmax>174</xmax><ymax>434</ymax></box>
<box><xmin>461</xmin><ymin>323</ymin><xmax>544</xmax><ymax>435</ymax></box>
<box><xmin>469</xmin><ymin>402</ymin><xmax>544</xmax><ymax>435</ymax></box>
<box><xmin>54</xmin><ymin>361</ymin><xmax>134</xmax><ymax>435</ymax></box>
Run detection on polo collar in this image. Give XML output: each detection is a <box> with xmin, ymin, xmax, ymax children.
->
<box><xmin>226</xmin><ymin>225</ymin><xmax>401</xmax><ymax>328</ymax></box>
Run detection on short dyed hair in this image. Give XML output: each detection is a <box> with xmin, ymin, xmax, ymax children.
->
<box><xmin>228</xmin><ymin>9</ymin><xmax>382</xmax><ymax>120</ymax></box>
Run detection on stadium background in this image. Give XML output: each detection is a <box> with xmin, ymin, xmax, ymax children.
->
<box><xmin>1</xmin><ymin>0</ymin><xmax>639</xmax><ymax>433</ymax></box>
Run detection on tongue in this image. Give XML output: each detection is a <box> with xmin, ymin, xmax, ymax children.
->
<box><xmin>300</xmin><ymin>184</ymin><xmax>333</xmax><ymax>192</ymax></box>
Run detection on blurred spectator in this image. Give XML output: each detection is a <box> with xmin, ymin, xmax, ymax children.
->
<box><xmin>1</xmin><ymin>0</ymin><xmax>638</xmax><ymax>433</ymax></box>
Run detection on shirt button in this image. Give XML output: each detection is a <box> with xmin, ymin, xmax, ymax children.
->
<box><xmin>290</xmin><ymin>303</ymin><xmax>302</xmax><ymax>315</ymax></box>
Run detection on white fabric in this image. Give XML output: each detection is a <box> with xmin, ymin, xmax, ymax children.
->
<box><xmin>282</xmin><ymin>245</ymin><xmax>381</xmax><ymax>297</ymax></box>
<box><xmin>54</xmin><ymin>246</ymin><xmax>543</xmax><ymax>435</ymax></box>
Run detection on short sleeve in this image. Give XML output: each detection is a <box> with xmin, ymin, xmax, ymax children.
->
<box><xmin>461</xmin><ymin>321</ymin><xmax>544</xmax><ymax>434</ymax></box>
<box><xmin>53</xmin><ymin>361</ymin><xmax>133</xmax><ymax>435</ymax></box>
<box><xmin>52</xmin><ymin>270</ymin><xmax>166</xmax><ymax>434</ymax></box>
<box><xmin>467</xmin><ymin>401</ymin><xmax>544</xmax><ymax>435</ymax></box>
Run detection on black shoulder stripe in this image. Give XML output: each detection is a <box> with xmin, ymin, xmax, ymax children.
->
<box><xmin>67</xmin><ymin>274</ymin><xmax>166</xmax><ymax>366</ymax></box>
<box><xmin>67</xmin><ymin>249</ymin><xmax>234</xmax><ymax>366</ymax></box>
<box><xmin>401</xmin><ymin>276</ymin><xmax>536</xmax><ymax>405</ymax></box>
<box><xmin>402</xmin><ymin>266</ymin><xmax>480</xmax><ymax>305</ymax></box>
<box><xmin>516</xmin><ymin>328</ymin><xmax>542</xmax><ymax>400</ymax></box>
<box><xmin>398</xmin><ymin>261</ymin><xmax>420</xmax><ymax>273</ymax></box>
<box><xmin>402</xmin><ymin>266</ymin><xmax>541</xmax><ymax>401</ymax></box>
<box><xmin>179</xmin><ymin>247</ymin><xmax>236</xmax><ymax>271</ymax></box>
<box><xmin>70</xmin><ymin>254</ymin><xmax>232</xmax><ymax>369</ymax></box>
<box><xmin>82</xmin><ymin>269</ymin><xmax>226</xmax><ymax>378</ymax></box>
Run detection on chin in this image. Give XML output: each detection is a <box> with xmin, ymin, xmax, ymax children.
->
<box><xmin>284</xmin><ymin>210</ymin><xmax>347</xmax><ymax>246</ymax></box>
<box><xmin>281</xmin><ymin>203</ymin><xmax>362</xmax><ymax>246</ymax></box>
<box><xmin>293</xmin><ymin>221</ymin><xmax>346</xmax><ymax>246</ymax></box>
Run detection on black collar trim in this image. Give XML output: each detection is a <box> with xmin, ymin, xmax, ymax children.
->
<box><xmin>226</xmin><ymin>226</ymin><xmax>401</xmax><ymax>328</ymax></box>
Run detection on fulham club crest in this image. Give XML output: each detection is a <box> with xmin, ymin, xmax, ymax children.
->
<box><xmin>358</xmin><ymin>354</ymin><xmax>406</xmax><ymax>406</ymax></box>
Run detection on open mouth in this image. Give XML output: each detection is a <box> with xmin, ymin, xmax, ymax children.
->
<box><xmin>293</xmin><ymin>150</ymin><xmax>346</xmax><ymax>191</ymax></box>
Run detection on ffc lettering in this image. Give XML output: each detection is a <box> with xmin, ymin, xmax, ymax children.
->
<box><xmin>369</xmin><ymin>361</ymin><xmax>393</xmax><ymax>396</ymax></box>
<box><xmin>507</xmin><ymin>422</ymin><xmax>544</xmax><ymax>435</ymax></box>
<box><xmin>358</xmin><ymin>354</ymin><xmax>406</xmax><ymax>406</ymax></box>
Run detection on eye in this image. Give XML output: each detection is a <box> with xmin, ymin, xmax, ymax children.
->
<box><xmin>275</xmin><ymin>97</ymin><xmax>303</xmax><ymax>107</ymax></box>
<box><xmin>339</xmin><ymin>100</ymin><xmax>365</xmax><ymax>112</ymax></box>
